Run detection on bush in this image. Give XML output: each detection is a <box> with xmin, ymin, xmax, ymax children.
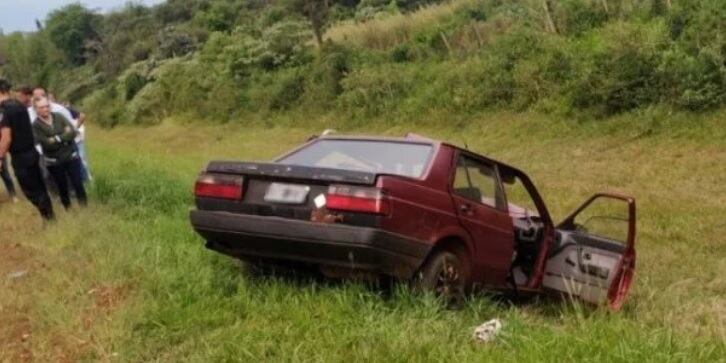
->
<box><xmin>338</xmin><ymin>63</ymin><xmax>413</xmax><ymax>118</ymax></box>
<box><xmin>223</xmin><ymin>20</ymin><xmax>313</xmax><ymax>78</ymax></box>
<box><xmin>157</xmin><ymin>26</ymin><xmax>198</xmax><ymax>59</ymax></box>
<box><xmin>302</xmin><ymin>43</ymin><xmax>352</xmax><ymax>107</ymax></box>
<box><xmin>660</xmin><ymin>47</ymin><xmax>726</xmax><ymax>111</ymax></box>
<box><xmin>83</xmin><ymin>84</ymin><xmax>125</xmax><ymax>127</ymax></box>
<box><xmin>556</xmin><ymin>0</ymin><xmax>609</xmax><ymax>35</ymax></box>
<box><xmin>270</xmin><ymin>70</ymin><xmax>306</xmax><ymax>110</ymax></box>
<box><xmin>566</xmin><ymin>21</ymin><xmax>669</xmax><ymax>115</ymax></box>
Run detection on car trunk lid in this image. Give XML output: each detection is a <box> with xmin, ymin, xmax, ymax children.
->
<box><xmin>195</xmin><ymin>161</ymin><xmax>385</xmax><ymax>227</ymax></box>
<box><xmin>206</xmin><ymin>161</ymin><xmax>377</xmax><ymax>186</ymax></box>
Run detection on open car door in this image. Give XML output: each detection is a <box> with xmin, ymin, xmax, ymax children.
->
<box><xmin>543</xmin><ymin>193</ymin><xmax>636</xmax><ymax>310</ymax></box>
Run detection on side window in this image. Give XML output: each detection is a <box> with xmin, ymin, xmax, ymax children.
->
<box><xmin>453</xmin><ymin>155</ymin><xmax>503</xmax><ymax>209</ymax></box>
<box><xmin>501</xmin><ymin>173</ymin><xmax>540</xmax><ymax>218</ymax></box>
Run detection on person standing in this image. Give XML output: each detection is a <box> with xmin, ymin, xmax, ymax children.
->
<box><xmin>28</xmin><ymin>87</ymin><xmax>90</xmax><ymax>182</ymax></box>
<box><xmin>31</xmin><ymin>97</ymin><xmax>87</xmax><ymax>209</ymax></box>
<box><xmin>0</xmin><ymin>79</ymin><xmax>55</xmax><ymax>220</ymax></box>
<box><xmin>65</xmin><ymin>103</ymin><xmax>91</xmax><ymax>181</ymax></box>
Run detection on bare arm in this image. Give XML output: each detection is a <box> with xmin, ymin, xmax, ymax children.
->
<box><xmin>77</xmin><ymin>112</ymin><xmax>86</xmax><ymax>127</ymax></box>
<box><xmin>0</xmin><ymin>127</ymin><xmax>11</xmax><ymax>168</ymax></box>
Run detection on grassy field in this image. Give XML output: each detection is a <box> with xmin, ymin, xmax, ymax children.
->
<box><xmin>1</xmin><ymin>111</ymin><xmax>725</xmax><ymax>362</ymax></box>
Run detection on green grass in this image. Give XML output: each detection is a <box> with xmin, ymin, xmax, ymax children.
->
<box><xmin>1</xmin><ymin>111</ymin><xmax>725</xmax><ymax>362</ymax></box>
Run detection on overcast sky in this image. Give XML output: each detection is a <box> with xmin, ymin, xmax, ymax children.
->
<box><xmin>1</xmin><ymin>0</ymin><xmax>165</xmax><ymax>33</ymax></box>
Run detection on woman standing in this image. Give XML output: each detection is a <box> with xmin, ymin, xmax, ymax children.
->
<box><xmin>31</xmin><ymin>97</ymin><xmax>87</xmax><ymax>209</ymax></box>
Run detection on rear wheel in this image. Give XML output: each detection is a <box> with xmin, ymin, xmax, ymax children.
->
<box><xmin>416</xmin><ymin>250</ymin><xmax>471</xmax><ymax>306</ymax></box>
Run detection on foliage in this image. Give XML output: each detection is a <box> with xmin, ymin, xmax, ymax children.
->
<box><xmin>0</xmin><ymin>31</ymin><xmax>63</xmax><ymax>87</ymax></box>
<box><xmin>157</xmin><ymin>26</ymin><xmax>199</xmax><ymax>59</ymax></box>
<box><xmin>93</xmin><ymin>4</ymin><xmax>157</xmax><ymax>76</ymax></box>
<box><xmin>44</xmin><ymin>3</ymin><xmax>102</xmax><ymax>66</ymax></box>
<box><xmin>231</xmin><ymin>19</ymin><xmax>312</xmax><ymax>73</ymax></box>
<box><xmin>2</xmin><ymin>0</ymin><xmax>726</xmax><ymax>126</ymax></box>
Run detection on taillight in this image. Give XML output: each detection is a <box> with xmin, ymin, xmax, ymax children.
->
<box><xmin>326</xmin><ymin>185</ymin><xmax>390</xmax><ymax>215</ymax></box>
<box><xmin>194</xmin><ymin>173</ymin><xmax>244</xmax><ymax>200</ymax></box>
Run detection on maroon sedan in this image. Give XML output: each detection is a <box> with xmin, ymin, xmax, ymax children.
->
<box><xmin>190</xmin><ymin>134</ymin><xmax>636</xmax><ymax>310</ymax></box>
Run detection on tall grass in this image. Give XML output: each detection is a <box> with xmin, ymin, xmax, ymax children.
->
<box><xmin>326</xmin><ymin>1</ymin><xmax>464</xmax><ymax>50</ymax></box>
<box><xmin>1</xmin><ymin>111</ymin><xmax>725</xmax><ymax>361</ymax></box>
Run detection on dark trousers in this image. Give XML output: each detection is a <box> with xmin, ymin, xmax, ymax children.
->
<box><xmin>11</xmin><ymin>151</ymin><xmax>54</xmax><ymax>220</ymax></box>
<box><xmin>47</xmin><ymin>158</ymin><xmax>87</xmax><ymax>209</ymax></box>
<box><xmin>1</xmin><ymin>156</ymin><xmax>16</xmax><ymax>197</ymax></box>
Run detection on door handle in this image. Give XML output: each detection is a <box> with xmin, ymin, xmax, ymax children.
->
<box><xmin>460</xmin><ymin>203</ymin><xmax>473</xmax><ymax>214</ymax></box>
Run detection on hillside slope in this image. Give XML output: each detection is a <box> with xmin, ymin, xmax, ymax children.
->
<box><xmin>1</xmin><ymin>0</ymin><xmax>725</xmax><ymax>126</ymax></box>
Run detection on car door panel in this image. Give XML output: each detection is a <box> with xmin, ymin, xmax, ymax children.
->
<box><xmin>450</xmin><ymin>154</ymin><xmax>514</xmax><ymax>287</ymax></box>
<box><xmin>544</xmin><ymin>193</ymin><xmax>636</xmax><ymax>310</ymax></box>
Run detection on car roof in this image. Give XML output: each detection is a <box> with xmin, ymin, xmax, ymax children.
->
<box><xmin>317</xmin><ymin>134</ymin><xmax>440</xmax><ymax>145</ymax></box>
<box><xmin>315</xmin><ymin>133</ymin><xmax>527</xmax><ymax>176</ymax></box>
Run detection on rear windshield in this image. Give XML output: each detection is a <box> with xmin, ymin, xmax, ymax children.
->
<box><xmin>278</xmin><ymin>139</ymin><xmax>433</xmax><ymax>178</ymax></box>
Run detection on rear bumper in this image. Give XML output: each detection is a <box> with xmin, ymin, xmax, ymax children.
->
<box><xmin>190</xmin><ymin>210</ymin><xmax>432</xmax><ymax>279</ymax></box>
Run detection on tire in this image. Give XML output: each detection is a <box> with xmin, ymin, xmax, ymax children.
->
<box><xmin>416</xmin><ymin>250</ymin><xmax>471</xmax><ymax>306</ymax></box>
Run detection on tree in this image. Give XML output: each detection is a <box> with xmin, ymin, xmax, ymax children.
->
<box><xmin>95</xmin><ymin>4</ymin><xmax>157</xmax><ymax>75</ymax></box>
<box><xmin>306</xmin><ymin>0</ymin><xmax>330</xmax><ymax>47</ymax></box>
<box><xmin>157</xmin><ymin>26</ymin><xmax>198</xmax><ymax>59</ymax></box>
<box><xmin>542</xmin><ymin>0</ymin><xmax>559</xmax><ymax>34</ymax></box>
<box><xmin>45</xmin><ymin>3</ymin><xmax>102</xmax><ymax>65</ymax></box>
<box><xmin>282</xmin><ymin>0</ymin><xmax>331</xmax><ymax>47</ymax></box>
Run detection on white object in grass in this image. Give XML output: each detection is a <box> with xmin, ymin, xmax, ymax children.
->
<box><xmin>473</xmin><ymin>319</ymin><xmax>502</xmax><ymax>343</ymax></box>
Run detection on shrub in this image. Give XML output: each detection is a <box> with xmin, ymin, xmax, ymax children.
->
<box><xmin>270</xmin><ymin>70</ymin><xmax>306</xmax><ymax>110</ymax></box>
<box><xmin>660</xmin><ymin>46</ymin><xmax>726</xmax><ymax>111</ymax></box>
<box><xmin>299</xmin><ymin>44</ymin><xmax>352</xmax><ymax>110</ymax></box>
<box><xmin>157</xmin><ymin>26</ymin><xmax>198</xmax><ymax>59</ymax></box>
<box><xmin>556</xmin><ymin>0</ymin><xmax>609</xmax><ymax>35</ymax></box>
<box><xmin>83</xmin><ymin>84</ymin><xmax>125</xmax><ymax>127</ymax></box>
<box><xmin>338</xmin><ymin>63</ymin><xmax>413</xmax><ymax>118</ymax></box>
<box><xmin>566</xmin><ymin>21</ymin><xmax>669</xmax><ymax>115</ymax></box>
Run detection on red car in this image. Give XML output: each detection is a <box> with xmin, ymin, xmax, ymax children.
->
<box><xmin>190</xmin><ymin>134</ymin><xmax>636</xmax><ymax>310</ymax></box>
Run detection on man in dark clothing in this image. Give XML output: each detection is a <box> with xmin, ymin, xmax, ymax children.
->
<box><xmin>31</xmin><ymin>96</ymin><xmax>87</xmax><ymax>209</ymax></box>
<box><xmin>16</xmin><ymin>86</ymin><xmax>59</xmax><ymax>195</ymax></box>
<box><xmin>0</xmin><ymin>79</ymin><xmax>55</xmax><ymax>220</ymax></box>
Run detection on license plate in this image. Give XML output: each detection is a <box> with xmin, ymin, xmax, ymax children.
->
<box><xmin>264</xmin><ymin>183</ymin><xmax>311</xmax><ymax>204</ymax></box>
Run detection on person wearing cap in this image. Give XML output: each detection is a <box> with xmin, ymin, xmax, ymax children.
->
<box><xmin>31</xmin><ymin>96</ymin><xmax>87</xmax><ymax>209</ymax></box>
<box><xmin>0</xmin><ymin>79</ymin><xmax>55</xmax><ymax>220</ymax></box>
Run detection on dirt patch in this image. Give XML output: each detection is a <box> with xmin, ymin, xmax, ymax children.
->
<box><xmin>0</xmin><ymin>312</ymin><xmax>33</xmax><ymax>363</ymax></box>
<box><xmin>0</xmin><ymin>242</ymin><xmax>35</xmax><ymax>363</ymax></box>
<box><xmin>90</xmin><ymin>285</ymin><xmax>130</xmax><ymax>312</ymax></box>
<box><xmin>0</xmin><ymin>242</ymin><xmax>35</xmax><ymax>276</ymax></box>
<box><xmin>81</xmin><ymin>283</ymin><xmax>131</xmax><ymax>334</ymax></box>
